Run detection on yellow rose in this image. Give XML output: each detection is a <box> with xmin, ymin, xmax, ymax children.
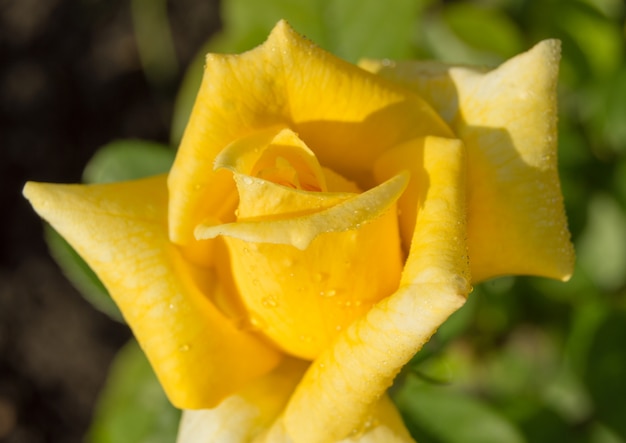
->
<box><xmin>24</xmin><ymin>21</ymin><xmax>574</xmax><ymax>443</ymax></box>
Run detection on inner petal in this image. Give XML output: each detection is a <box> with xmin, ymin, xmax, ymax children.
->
<box><xmin>215</xmin><ymin>127</ymin><xmax>327</xmax><ymax>193</ymax></box>
<box><xmin>197</xmin><ymin>135</ymin><xmax>407</xmax><ymax>359</ymax></box>
<box><xmin>219</xmin><ymin>176</ymin><xmax>405</xmax><ymax>360</ymax></box>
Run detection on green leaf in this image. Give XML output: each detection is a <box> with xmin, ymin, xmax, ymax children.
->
<box><xmin>211</xmin><ymin>0</ymin><xmax>424</xmax><ymax>62</ymax></box>
<box><xmin>45</xmin><ymin>225</ymin><xmax>123</xmax><ymax>322</ymax></box>
<box><xmin>557</xmin><ymin>2</ymin><xmax>624</xmax><ymax>80</ymax></box>
<box><xmin>82</xmin><ymin>140</ymin><xmax>175</xmax><ymax>184</ymax></box>
<box><xmin>131</xmin><ymin>0</ymin><xmax>178</xmax><ymax>87</ymax></box>
<box><xmin>394</xmin><ymin>376</ymin><xmax>526</xmax><ymax>443</ymax></box>
<box><xmin>584</xmin><ymin>309</ymin><xmax>626</xmax><ymax>439</ymax></box>
<box><xmin>577</xmin><ymin>194</ymin><xmax>626</xmax><ymax>291</ymax></box>
<box><xmin>443</xmin><ymin>3</ymin><xmax>524</xmax><ymax>59</ymax></box>
<box><xmin>87</xmin><ymin>340</ymin><xmax>181</xmax><ymax>443</ymax></box>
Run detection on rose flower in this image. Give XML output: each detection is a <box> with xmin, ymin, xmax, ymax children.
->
<box><xmin>24</xmin><ymin>21</ymin><xmax>574</xmax><ymax>443</ymax></box>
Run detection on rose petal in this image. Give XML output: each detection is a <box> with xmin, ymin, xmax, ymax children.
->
<box><xmin>23</xmin><ymin>176</ymin><xmax>281</xmax><ymax>408</ymax></box>
<box><xmin>177</xmin><ymin>357</ymin><xmax>413</xmax><ymax>443</ymax></box>
<box><xmin>262</xmin><ymin>395</ymin><xmax>415</xmax><ymax>443</ymax></box>
<box><xmin>176</xmin><ymin>358</ymin><xmax>308</xmax><ymax>443</ymax></box>
<box><xmin>168</xmin><ymin>20</ymin><xmax>451</xmax><ymax>244</ymax></box>
<box><xmin>194</xmin><ymin>172</ymin><xmax>409</xmax><ymax>250</ymax></box>
<box><xmin>362</xmin><ymin>40</ymin><xmax>575</xmax><ymax>282</ymax></box>
<box><xmin>215</xmin><ymin>127</ymin><xmax>328</xmax><ymax>192</ymax></box>
<box><xmin>196</xmin><ymin>173</ymin><xmax>406</xmax><ymax>359</ymax></box>
<box><xmin>275</xmin><ymin>137</ymin><xmax>470</xmax><ymax>443</ymax></box>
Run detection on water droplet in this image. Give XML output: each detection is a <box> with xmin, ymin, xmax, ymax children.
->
<box><xmin>168</xmin><ymin>303</ymin><xmax>176</xmax><ymax>310</ymax></box>
<box><xmin>242</xmin><ymin>176</ymin><xmax>254</xmax><ymax>185</ymax></box>
<box><xmin>320</xmin><ymin>289</ymin><xmax>337</xmax><ymax>297</ymax></box>
<box><xmin>249</xmin><ymin>315</ymin><xmax>267</xmax><ymax>331</ymax></box>
<box><xmin>335</xmin><ymin>325</ymin><xmax>343</xmax><ymax>332</ymax></box>
<box><xmin>283</xmin><ymin>258</ymin><xmax>294</xmax><ymax>267</ymax></box>
<box><xmin>179</xmin><ymin>344</ymin><xmax>190</xmax><ymax>352</ymax></box>
<box><xmin>313</xmin><ymin>272</ymin><xmax>327</xmax><ymax>283</ymax></box>
<box><xmin>261</xmin><ymin>296</ymin><xmax>278</xmax><ymax>308</ymax></box>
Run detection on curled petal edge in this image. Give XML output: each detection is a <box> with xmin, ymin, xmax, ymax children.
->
<box><xmin>195</xmin><ymin>171</ymin><xmax>409</xmax><ymax>250</ymax></box>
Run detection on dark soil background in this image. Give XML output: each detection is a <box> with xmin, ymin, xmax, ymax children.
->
<box><xmin>1</xmin><ymin>1</ymin><xmax>220</xmax><ymax>441</ymax></box>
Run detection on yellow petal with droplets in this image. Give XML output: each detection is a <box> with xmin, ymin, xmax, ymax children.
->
<box><xmin>362</xmin><ymin>40</ymin><xmax>574</xmax><ymax>282</ymax></box>
<box><xmin>176</xmin><ymin>358</ymin><xmax>308</xmax><ymax>443</ymax></box>
<box><xmin>336</xmin><ymin>395</ymin><xmax>415</xmax><ymax>443</ymax></box>
<box><xmin>23</xmin><ymin>176</ymin><xmax>281</xmax><ymax>409</ymax></box>
<box><xmin>197</xmin><ymin>173</ymin><xmax>406</xmax><ymax>359</ymax></box>
<box><xmin>374</xmin><ymin>136</ymin><xmax>469</xmax><ymax>285</ymax></box>
<box><xmin>195</xmin><ymin>172</ymin><xmax>408</xmax><ymax>250</ymax></box>
<box><xmin>260</xmin><ymin>395</ymin><xmax>415</xmax><ymax>443</ymax></box>
<box><xmin>275</xmin><ymin>137</ymin><xmax>470</xmax><ymax>443</ymax></box>
<box><xmin>169</xmin><ymin>20</ymin><xmax>451</xmax><ymax>244</ymax></box>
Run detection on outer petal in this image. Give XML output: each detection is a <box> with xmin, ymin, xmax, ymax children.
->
<box><xmin>23</xmin><ymin>176</ymin><xmax>281</xmax><ymax>408</ymax></box>
<box><xmin>176</xmin><ymin>358</ymin><xmax>308</xmax><ymax>443</ymax></box>
<box><xmin>262</xmin><ymin>395</ymin><xmax>415</xmax><ymax>443</ymax></box>
<box><xmin>336</xmin><ymin>395</ymin><xmax>415</xmax><ymax>443</ymax></box>
<box><xmin>274</xmin><ymin>138</ymin><xmax>470</xmax><ymax>443</ymax></box>
<box><xmin>362</xmin><ymin>40</ymin><xmax>575</xmax><ymax>282</ymax></box>
<box><xmin>177</xmin><ymin>357</ymin><xmax>412</xmax><ymax>443</ymax></box>
<box><xmin>169</xmin><ymin>20</ymin><xmax>451</xmax><ymax>244</ymax></box>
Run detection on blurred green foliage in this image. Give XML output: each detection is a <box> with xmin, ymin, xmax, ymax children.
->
<box><xmin>87</xmin><ymin>340</ymin><xmax>181</xmax><ymax>443</ymax></box>
<box><xmin>47</xmin><ymin>0</ymin><xmax>625</xmax><ymax>441</ymax></box>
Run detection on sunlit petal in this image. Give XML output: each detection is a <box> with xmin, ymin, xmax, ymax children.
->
<box><xmin>177</xmin><ymin>358</ymin><xmax>308</xmax><ymax>443</ymax></box>
<box><xmin>363</xmin><ymin>40</ymin><xmax>575</xmax><ymax>282</ymax></box>
<box><xmin>196</xmin><ymin>173</ymin><xmax>407</xmax><ymax>359</ymax></box>
<box><xmin>195</xmin><ymin>172</ymin><xmax>408</xmax><ymax>250</ymax></box>
<box><xmin>169</xmin><ymin>20</ymin><xmax>451</xmax><ymax>244</ymax></box>
<box><xmin>276</xmin><ymin>137</ymin><xmax>470</xmax><ymax>443</ymax></box>
<box><xmin>23</xmin><ymin>176</ymin><xmax>281</xmax><ymax>408</ymax></box>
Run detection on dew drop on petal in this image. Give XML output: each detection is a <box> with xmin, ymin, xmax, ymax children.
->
<box><xmin>298</xmin><ymin>335</ymin><xmax>313</xmax><ymax>343</ymax></box>
<box><xmin>249</xmin><ymin>315</ymin><xmax>267</xmax><ymax>331</ymax></box>
<box><xmin>283</xmin><ymin>258</ymin><xmax>294</xmax><ymax>267</ymax></box>
<box><xmin>261</xmin><ymin>296</ymin><xmax>278</xmax><ymax>308</ymax></box>
<box><xmin>320</xmin><ymin>288</ymin><xmax>337</xmax><ymax>298</ymax></box>
<box><xmin>313</xmin><ymin>272</ymin><xmax>328</xmax><ymax>283</ymax></box>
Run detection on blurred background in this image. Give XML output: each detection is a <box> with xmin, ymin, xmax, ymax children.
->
<box><xmin>1</xmin><ymin>0</ymin><xmax>625</xmax><ymax>442</ymax></box>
